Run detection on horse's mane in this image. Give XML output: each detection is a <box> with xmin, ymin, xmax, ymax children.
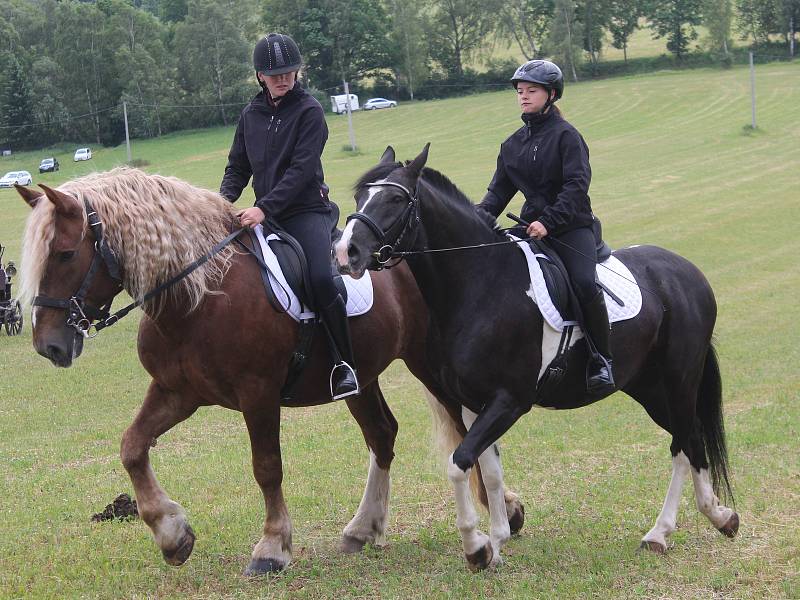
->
<box><xmin>21</xmin><ymin>167</ymin><xmax>237</xmax><ymax>312</ymax></box>
<box><xmin>354</xmin><ymin>162</ymin><xmax>504</xmax><ymax>239</ymax></box>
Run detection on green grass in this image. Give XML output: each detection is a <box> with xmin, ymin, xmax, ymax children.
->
<box><xmin>1</xmin><ymin>61</ymin><xmax>799</xmax><ymax>598</ymax></box>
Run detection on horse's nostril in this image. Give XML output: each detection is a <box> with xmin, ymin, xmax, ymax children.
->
<box><xmin>348</xmin><ymin>245</ymin><xmax>360</xmax><ymax>263</ymax></box>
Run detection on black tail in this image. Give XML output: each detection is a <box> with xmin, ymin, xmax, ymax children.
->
<box><xmin>696</xmin><ymin>343</ymin><xmax>734</xmax><ymax>505</ymax></box>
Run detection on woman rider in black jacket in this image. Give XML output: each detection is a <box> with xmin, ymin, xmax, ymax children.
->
<box><xmin>220</xmin><ymin>33</ymin><xmax>359</xmax><ymax>400</ymax></box>
<box><xmin>478</xmin><ymin>60</ymin><xmax>615</xmax><ymax>398</ymax></box>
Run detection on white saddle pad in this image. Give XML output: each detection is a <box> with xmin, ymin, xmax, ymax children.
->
<box><xmin>511</xmin><ymin>235</ymin><xmax>642</xmax><ymax>331</ymax></box>
<box><xmin>254</xmin><ymin>224</ymin><xmax>374</xmax><ymax>322</ymax></box>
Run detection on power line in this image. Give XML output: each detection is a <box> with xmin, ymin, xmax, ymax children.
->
<box><xmin>0</xmin><ymin>105</ymin><xmax>118</xmax><ymax>130</ymax></box>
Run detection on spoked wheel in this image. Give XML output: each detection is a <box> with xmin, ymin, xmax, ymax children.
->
<box><xmin>4</xmin><ymin>301</ymin><xmax>23</xmax><ymax>335</ymax></box>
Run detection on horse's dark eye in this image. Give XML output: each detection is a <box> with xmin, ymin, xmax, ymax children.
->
<box><xmin>59</xmin><ymin>251</ymin><xmax>76</xmax><ymax>262</ymax></box>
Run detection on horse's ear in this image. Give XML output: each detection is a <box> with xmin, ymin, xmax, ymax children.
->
<box><xmin>379</xmin><ymin>146</ymin><xmax>396</xmax><ymax>163</ymax></box>
<box><xmin>38</xmin><ymin>184</ymin><xmax>81</xmax><ymax>217</ymax></box>
<box><xmin>406</xmin><ymin>143</ymin><xmax>430</xmax><ymax>175</ymax></box>
<box><xmin>14</xmin><ymin>184</ymin><xmax>44</xmax><ymax>208</ymax></box>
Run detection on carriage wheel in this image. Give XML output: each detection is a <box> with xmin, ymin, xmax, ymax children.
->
<box><xmin>4</xmin><ymin>301</ymin><xmax>23</xmax><ymax>336</ymax></box>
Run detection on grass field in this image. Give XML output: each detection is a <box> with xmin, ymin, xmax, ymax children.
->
<box><xmin>1</xmin><ymin>61</ymin><xmax>799</xmax><ymax>599</ymax></box>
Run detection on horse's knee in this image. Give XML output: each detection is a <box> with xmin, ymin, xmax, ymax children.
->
<box><xmin>120</xmin><ymin>428</ymin><xmax>148</xmax><ymax>473</ymax></box>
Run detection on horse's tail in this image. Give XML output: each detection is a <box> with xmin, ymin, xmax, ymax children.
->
<box><xmin>424</xmin><ymin>389</ymin><xmax>485</xmax><ymax>505</ymax></box>
<box><xmin>696</xmin><ymin>343</ymin><xmax>734</xmax><ymax>505</ymax></box>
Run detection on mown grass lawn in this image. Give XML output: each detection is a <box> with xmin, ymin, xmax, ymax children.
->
<box><xmin>0</xmin><ymin>61</ymin><xmax>798</xmax><ymax>599</ymax></box>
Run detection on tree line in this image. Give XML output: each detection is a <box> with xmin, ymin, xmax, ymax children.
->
<box><xmin>1</xmin><ymin>0</ymin><xmax>797</xmax><ymax>150</ymax></box>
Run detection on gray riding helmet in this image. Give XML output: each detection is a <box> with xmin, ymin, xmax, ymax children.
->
<box><xmin>511</xmin><ymin>60</ymin><xmax>564</xmax><ymax>102</ymax></box>
<box><xmin>253</xmin><ymin>33</ymin><xmax>302</xmax><ymax>75</ymax></box>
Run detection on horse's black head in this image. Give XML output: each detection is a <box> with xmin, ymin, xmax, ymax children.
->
<box><xmin>335</xmin><ymin>144</ymin><xmax>430</xmax><ymax>278</ymax></box>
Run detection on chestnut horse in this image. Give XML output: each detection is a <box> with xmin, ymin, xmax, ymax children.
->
<box><xmin>16</xmin><ymin>168</ymin><xmax>524</xmax><ymax>575</ymax></box>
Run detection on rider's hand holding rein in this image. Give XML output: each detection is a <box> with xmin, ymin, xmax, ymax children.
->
<box><xmin>527</xmin><ymin>220</ymin><xmax>548</xmax><ymax>239</ymax></box>
<box><xmin>239</xmin><ymin>207</ymin><xmax>265</xmax><ymax>229</ymax></box>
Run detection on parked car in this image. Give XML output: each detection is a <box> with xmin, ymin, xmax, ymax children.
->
<box><xmin>74</xmin><ymin>147</ymin><xmax>92</xmax><ymax>161</ymax></box>
<box><xmin>38</xmin><ymin>157</ymin><xmax>60</xmax><ymax>173</ymax></box>
<box><xmin>0</xmin><ymin>171</ymin><xmax>33</xmax><ymax>188</ymax></box>
<box><xmin>362</xmin><ymin>98</ymin><xmax>397</xmax><ymax>110</ymax></box>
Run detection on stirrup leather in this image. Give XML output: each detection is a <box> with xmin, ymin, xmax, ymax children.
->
<box><xmin>330</xmin><ymin>361</ymin><xmax>359</xmax><ymax>400</ymax></box>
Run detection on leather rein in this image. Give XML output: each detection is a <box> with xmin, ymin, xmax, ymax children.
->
<box><xmin>33</xmin><ymin>198</ymin><xmax>244</xmax><ymax>338</ymax></box>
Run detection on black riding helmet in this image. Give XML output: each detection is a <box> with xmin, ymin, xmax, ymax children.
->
<box><xmin>253</xmin><ymin>33</ymin><xmax>302</xmax><ymax>75</ymax></box>
<box><xmin>511</xmin><ymin>60</ymin><xmax>564</xmax><ymax>111</ymax></box>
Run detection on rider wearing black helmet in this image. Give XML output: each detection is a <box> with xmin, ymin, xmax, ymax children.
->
<box><xmin>220</xmin><ymin>33</ymin><xmax>360</xmax><ymax>400</ymax></box>
<box><xmin>478</xmin><ymin>59</ymin><xmax>615</xmax><ymax>398</ymax></box>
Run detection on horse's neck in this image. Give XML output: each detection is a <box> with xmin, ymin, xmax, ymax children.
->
<box><xmin>409</xmin><ymin>197</ymin><xmax>506</xmax><ymax>317</ymax></box>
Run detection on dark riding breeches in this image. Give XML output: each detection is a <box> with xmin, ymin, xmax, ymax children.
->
<box><xmin>279</xmin><ymin>211</ymin><xmax>339</xmax><ymax>308</ymax></box>
<box><xmin>550</xmin><ymin>226</ymin><xmax>599</xmax><ymax>305</ymax></box>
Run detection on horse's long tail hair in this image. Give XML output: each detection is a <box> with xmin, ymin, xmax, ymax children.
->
<box><xmin>425</xmin><ymin>389</ymin><xmax>490</xmax><ymax>508</ymax></box>
<box><xmin>697</xmin><ymin>343</ymin><xmax>735</xmax><ymax>505</ymax></box>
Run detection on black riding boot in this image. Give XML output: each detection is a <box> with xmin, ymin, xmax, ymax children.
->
<box><xmin>581</xmin><ymin>290</ymin><xmax>615</xmax><ymax>398</ymax></box>
<box><xmin>319</xmin><ymin>294</ymin><xmax>360</xmax><ymax>400</ymax></box>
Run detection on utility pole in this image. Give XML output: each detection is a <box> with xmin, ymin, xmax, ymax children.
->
<box><xmin>343</xmin><ymin>80</ymin><xmax>357</xmax><ymax>152</ymax></box>
<box><xmin>123</xmin><ymin>101</ymin><xmax>132</xmax><ymax>163</ymax></box>
<box><xmin>749</xmin><ymin>52</ymin><xmax>757</xmax><ymax>129</ymax></box>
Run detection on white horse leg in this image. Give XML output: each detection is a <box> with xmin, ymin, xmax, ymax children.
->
<box><xmin>341</xmin><ymin>450</ymin><xmax>390</xmax><ymax>552</ymax></box>
<box><xmin>690</xmin><ymin>466</ymin><xmax>739</xmax><ymax>537</ymax></box>
<box><xmin>641</xmin><ymin>451</ymin><xmax>691</xmax><ymax>553</ymax></box>
<box><xmin>447</xmin><ymin>453</ymin><xmax>493</xmax><ymax>571</ymax></box>
<box><xmin>462</xmin><ymin>407</ymin><xmax>509</xmax><ymax>567</ymax></box>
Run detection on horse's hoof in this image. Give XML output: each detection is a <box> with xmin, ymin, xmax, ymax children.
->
<box><xmin>340</xmin><ymin>534</ymin><xmax>367</xmax><ymax>554</ymax></box>
<box><xmin>507</xmin><ymin>502</ymin><xmax>525</xmax><ymax>535</ymax></box>
<box><xmin>718</xmin><ymin>512</ymin><xmax>740</xmax><ymax>538</ymax></box>
<box><xmin>162</xmin><ymin>525</ymin><xmax>196</xmax><ymax>566</ymax></box>
<box><xmin>638</xmin><ymin>540</ymin><xmax>666</xmax><ymax>555</ymax></box>
<box><xmin>244</xmin><ymin>557</ymin><xmax>286</xmax><ymax>576</ymax></box>
<box><xmin>465</xmin><ymin>541</ymin><xmax>494</xmax><ymax>572</ymax></box>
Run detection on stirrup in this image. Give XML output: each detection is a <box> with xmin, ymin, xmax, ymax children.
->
<box><xmin>330</xmin><ymin>361</ymin><xmax>359</xmax><ymax>400</ymax></box>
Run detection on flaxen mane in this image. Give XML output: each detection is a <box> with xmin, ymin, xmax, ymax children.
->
<box><xmin>21</xmin><ymin>167</ymin><xmax>238</xmax><ymax>312</ymax></box>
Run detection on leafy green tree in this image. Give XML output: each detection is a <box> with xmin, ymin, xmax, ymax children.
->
<box><xmin>2</xmin><ymin>58</ymin><xmax>37</xmax><ymax>150</ymax></box>
<box><xmin>427</xmin><ymin>0</ymin><xmax>500</xmax><ymax>77</ymax></box>
<box><xmin>646</xmin><ymin>0</ymin><xmax>702</xmax><ymax>59</ymax></box>
<box><xmin>386</xmin><ymin>0</ymin><xmax>428</xmax><ymax>99</ymax></box>
<box><xmin>263</xmin><ymin>0</ymin><xmax>391</xmax><ymax>90</ymax></box>
<box><xmin>173</xmin><ymin>0</ymin><xmax>251</xmax><ymax>126</ymax></box>
<box><xmin>578</xmin><ymin>0</ymin><xmax>613</xmax><ymax>68</ymax></box>
<box><xmin>548</xmin><ymin>0</ymin><xmax>583</xmax><ymax>81</ymax></box>
<box><xmin>702</xmin><ymin>0</ymin><xmax>733</xmax><ymax>57</ymax></box>
<box><xmin>497</xmin><ymin>0</ymin><xmax>554</xmax><ymax>60</ymax></box>
<box><xmin>608</xmin><ymin>0</ymin><xmax>641</xmax><ymax>63</ymax></box>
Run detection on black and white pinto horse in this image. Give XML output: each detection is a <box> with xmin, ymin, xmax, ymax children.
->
<box><xmin>335</xmin><ymin>145</ymin><xmax>739</xmax><ymax>571</ymax></box>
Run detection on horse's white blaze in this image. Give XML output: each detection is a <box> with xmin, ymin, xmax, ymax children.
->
<box><xmin>30</xmin><ymin>306</ymin><xmax>37</xmax><ymax>329</ymax></box>
<box><xmin>642</xmin><ymin>451</ymin><xmax>690</xmax><ymax>548</ymax></box>
<box><xmin>691</xmin><ymin>466</ymin><xmax>735</xmax><ymax>529</ymax></box>
<box><xmin>463</xmin><ymin>408</ymin><xmax>509</xmax><ymax>566</ymax></box>
<box><xmin>342</xmin><ymin>451</ymin><xmax>390</xmax><ymax>546</ymax></box>
<box><xmin>447</xmin><ymin>453</ymin><xmax>489</xmax><ymax>557</ymax></box>
<box><xmin>334</xmin><ymin>181</ymin><xmax>385</xmax><ymax>267</ymax></box>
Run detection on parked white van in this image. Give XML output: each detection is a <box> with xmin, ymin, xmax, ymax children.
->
<box><xmin>330</xmin><ymin>94</ymin><xmax>359</xmax><ymax>114</ymax></box>
<box><xmin>74</xmin><ymin>147</ymin><xmax>92</xmax><ymax>161</ymax></box>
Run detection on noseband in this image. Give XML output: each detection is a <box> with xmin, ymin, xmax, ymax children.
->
<box><xmin>346</xmin><ymin>181</ymin><xmax>419</xmax><ymax>267</ymax></box>
<box><xmin>32</xmin><ymin>199</ymin><xmax>123</xmax><ymax>338</ymax></box>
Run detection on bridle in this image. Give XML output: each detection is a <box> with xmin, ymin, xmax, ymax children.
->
<box><xmin>32</xmin><ymin>197</ymin><xmax>244</xmax><ymax>338</ymax></box>
<box><xmin>33</xmin><ymin>198</ymin><xmax>123</xmax><ymax>338</ymax></box>
<box><xmin>345</xmin><ymin>181</ymin><xmax>419</xmax><ymax>268</ymax></box>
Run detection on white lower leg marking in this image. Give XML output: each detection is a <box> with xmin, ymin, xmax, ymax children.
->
<box><xmin>343</xmin><ymin>451</ymin><xmax>390</xmax><ymax>545</ymax></box>
<box><xmin>691</xmin><ymin>466</ymin><xmax>735</xmax><ymax>528</ymax></box>
<box><xmin>642</xmin><ymin>451</ymin><xmax>690</xmax><ymax>547</ymax></box>
<box><xmin>447</xmin><ymin>453</ymin><xmax>489</xmax><ymax>557</ymax></box>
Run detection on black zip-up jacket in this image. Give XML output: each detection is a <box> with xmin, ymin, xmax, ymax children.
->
<box><xmin>478</xmin><ymin>110</ymin><xmax>594</xmax><ymax>236</ymax></box>
<box><xmin>220</xmin><ymin>83</ymin><xmax>330</xmax><ymax>219</ymax></box>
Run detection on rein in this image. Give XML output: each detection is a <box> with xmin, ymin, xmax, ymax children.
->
<box><xmin>34</xmin><ymin>196</ymin><xmax>244</xmax><ymax>338</ymax></box>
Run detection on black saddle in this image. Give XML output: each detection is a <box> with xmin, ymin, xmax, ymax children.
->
<box><xmin>247</xmin><ymin>207</ymin><xmax>346</xmax><ymax>313</ymax></box>
<box><xmin>510</xmin><ymin>219</ymin><xmax>616</xmax><ymax>323</ymax></box>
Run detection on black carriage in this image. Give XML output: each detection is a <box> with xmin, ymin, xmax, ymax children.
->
<box><xmin>0</xmin><ymin>244</ymin><xmax>23</xmax><ymax>335</ymax></box>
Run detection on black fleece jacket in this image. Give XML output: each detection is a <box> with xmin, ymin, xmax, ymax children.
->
<box><xmin>220</xmin><ymin>83</ymin><xmax>330</xmax><ymax>219</ymax></box>
<box><xmin>478</xmin><ymin>110</ymin><xmax>594</xmax><ymax>235</ymax></box>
